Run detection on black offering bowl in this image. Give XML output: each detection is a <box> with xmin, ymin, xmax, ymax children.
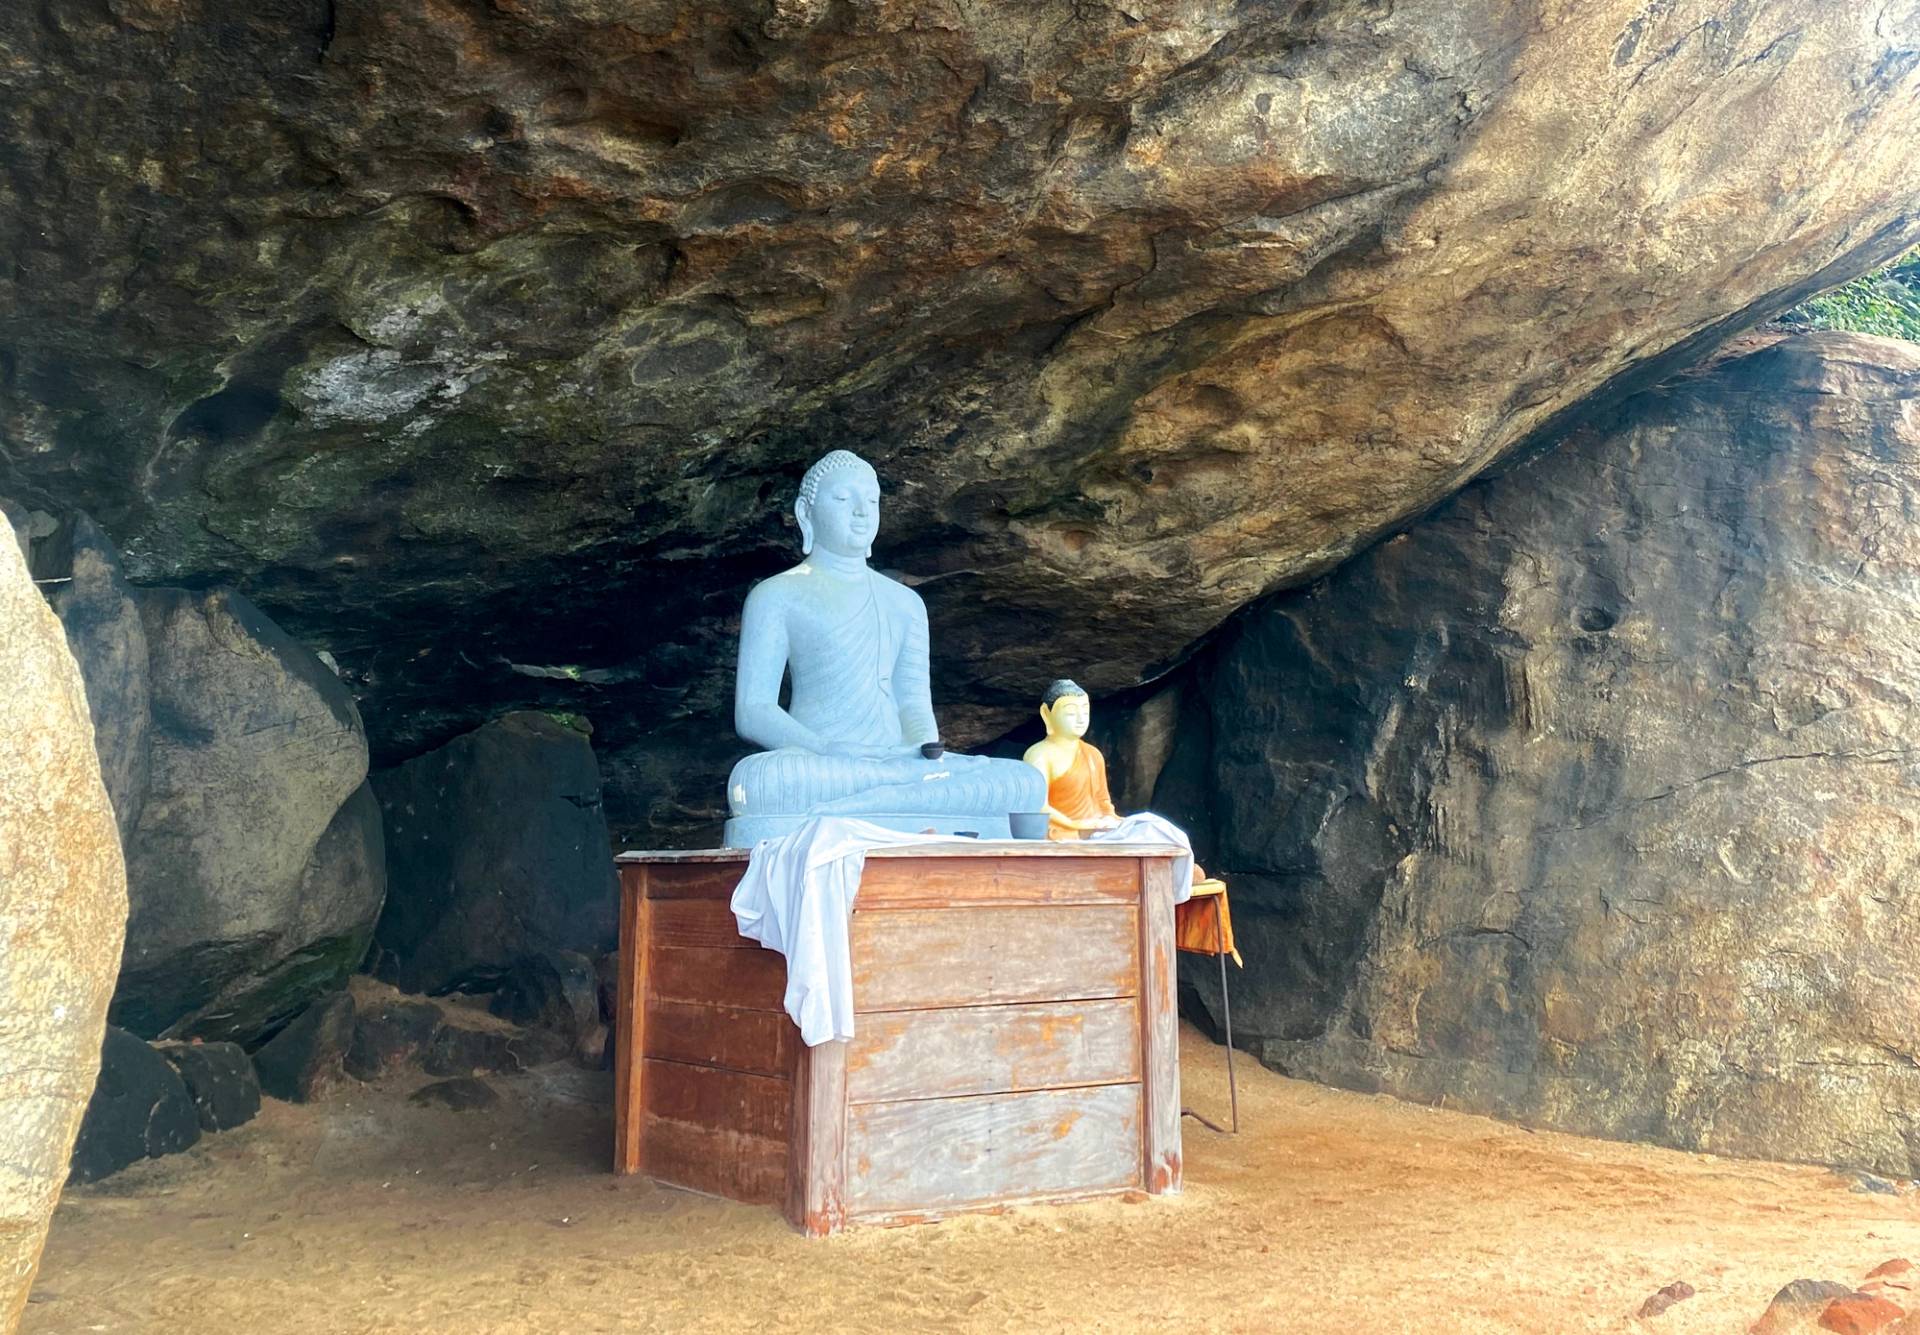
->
<box><xmin>920</xmin><ymin>741</ymin><xmax>945</xmax><ymax>759</ymax></box>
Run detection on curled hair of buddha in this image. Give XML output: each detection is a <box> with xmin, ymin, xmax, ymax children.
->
<box><xmin>794</xmin><ymin>449</ymin><xmax>876</xmax><ymax>556</ymax></box>
<box><xmin>1043</xmin><ymin>678</ymin><xmax>1087</xmax><ymax>708</ymax></box>
<box><xmin>795</xmin><ymin>450</ymin><xmax>874</xmax><ymax>510</ymax></box>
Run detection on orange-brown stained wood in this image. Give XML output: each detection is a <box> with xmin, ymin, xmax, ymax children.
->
<box><xmin>647</xmin><ymin>944</ymin><xmax>788</xmax><ymax>1012</ymax></box>
<box><xmin>614</xmin><ymin>870</ymin><xmax>649</xmax><ymax>1175</ymax></box>
<box><xmin>649</xmin><ymin>897</ymin><xmax>759</xmax><ymax>950</ymax></box>
<box><xmin>786</xmin><ymin>1040</ymin><xmax>849</xmax><ymax>1237</ymax></box>
<box><xmin>643</xmin><ymin>1059</ymin><xmax>791</xmax><ymax>1141</ymax></box>
<box><xmin>851</xmin><ymin>904</ymin><xmax>1137</xmax><ymax>1012</ymax></box>
<box><xmin>643</xmin><ymin>1116</ymin><xmax>789</xmax><ymax>1207</ymax></box>
<box><xmin>641</xmin><ymin>863</ymin><xmax>749</xmax><ymax>900</ymax></box>
<box><xmin>646</xmin><ymin>999</ymin><xmax>799</xmax><ymax>1079</ymax></box>
<box><xmin>614</xmin><ymin>847</ymin><xmax>1181</xmax><ymax>1233</ymax></box>
<box><xmin>1138</xmin><ymin>857</ymin><xmax>1182</xmax><ymax>1195</ymax></box>
<box><xmin>845</xmin><ymin>1084</ymin><xmax>1141</xmax><ymax>1216</ymax></box>
<box><xmin>845</xmin><ymin>998</ymin><xmax>1140</xmax><ymax>1104</ymax></box>
<box><xmin>856</xmin><ymin>855</ymin><xmax>1136</xmax><ymax>908</ymax></box>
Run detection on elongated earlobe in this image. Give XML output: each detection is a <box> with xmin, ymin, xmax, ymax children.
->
<box><xmin>797</xmin><ymin>503</ymin><xmax>815</xmax><ymax>556</ymax></box>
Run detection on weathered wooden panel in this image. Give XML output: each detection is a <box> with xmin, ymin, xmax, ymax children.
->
<box><xmin>858</xmin><ymin>856</ymin><xmax>1137</xmax><ymax>909</ymax></box>
<box><xmin>1139</xmin><ymin>858</ymin><xmax>1183</xmax><ymax>1195</ymax></box>
<box><xmin>846</xmin><ymin>999</ymin><xmax>1140</xmax><ymax>1104</ymax></box>
<box><xmin>648</xmin><ymin>944</ymin><xmax>788</xmax><ymax>1012</ymax></box>
<box><xmin>643</xmin><ymin>1115</ymin><xmax>788</xmax><ymax>1206</ymax></box>
<box><xmin>851</xmin><ymin>905</ymin><xmax>1137</xmax><ymax>1012</ymax></box>
<box><xmin>646</xmin><ymin>999</ymin><xmax>798</xmax><ymax>1079</ymax></box>
<box><xmin>650</xmin><ymin>897</ymin><xmax>756</xmax><ymax>950</ymax></box>
<box><xmin>643</xmin><ymin>1058</ymin><xmax>790</xmax><ymax>1138</ymax></box>
<box><xmin>846</xmin><ymin>1084</ymin><xmax>1142</xmax><ymax>1215</ymax></box>
<box><xmin>786</xmin><ymin>1040</ymin><xmax>849</xmax><ymax>1237</ymax></box>
<box><xmin>614</xmin><ymin>873</ymin><xmax>648</xmax><ymax>1175</ymax></box>
<box><xmin>644</xmin><ymin>863</ymin><xmax>748</xmax><ymax>900</ymax></box>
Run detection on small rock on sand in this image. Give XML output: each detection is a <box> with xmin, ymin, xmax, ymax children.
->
<box><xmin>409</xmin><ymin>1078</ymin><xmax>500</xmax><ymax>1112</ymax></box>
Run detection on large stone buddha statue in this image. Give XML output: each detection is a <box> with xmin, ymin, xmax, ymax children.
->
<box><xmin>723</xmin><ymin>450</ymin><xmax>1046</xmax><ymax>846</ymax></box>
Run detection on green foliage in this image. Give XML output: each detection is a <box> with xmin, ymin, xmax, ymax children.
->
<box><xmin>1780</xmin><ymin>250</ymin><xmax>1920</xmax><ymax>342</ymax></box>
<box><xmin>541</xmin><ymin>709</ymin><xmax>593</xmax><ymax>735</ymax></box>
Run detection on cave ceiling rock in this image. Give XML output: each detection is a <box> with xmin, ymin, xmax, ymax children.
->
<box><xmin>0</xmin><ymin>1</ymin><xmax>1916</xmax><ymax>842</ymax></box>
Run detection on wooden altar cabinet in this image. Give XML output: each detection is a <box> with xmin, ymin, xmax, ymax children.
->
<box><xmin>612</xmin><ymin>842</ymin><xmax>1185</xmax><ymax>1236</ymax></box>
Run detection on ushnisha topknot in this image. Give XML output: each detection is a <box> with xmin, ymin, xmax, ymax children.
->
<box><xmin>1042</xmin><ymin>678</ymin><xmax>1087</xmax><ymax>707</ymax></box>
<box><xmin>795</xmin><ymin>449</ymin><xmax>876</xmax><ymax>514</ymax></box>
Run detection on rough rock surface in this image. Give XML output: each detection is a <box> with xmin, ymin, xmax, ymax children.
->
<box><xmin>156</xmin><ymin>1042</ymin><xmax>263</xmax><ymax>1134</ymax></box>
<box><xmin>422</xmin><ymin>1020</ymin><xmax>567</xmax><ymax>1079</ymax></box>
<box><xmin>113</xmin><ymin>587</ymin><xmax>380</xmax><ymax>1044</ymax></box>
<box><xmin>2</xmin><ymin>3</ymin><xmax>1917</xmax><ymax>841</ymax></box>
<box><xmin>409</xmin><ymin>1077</ymin><xmax>502</xmax><ymax>1113</ymax></box>
<box><xmin>66</xmin><ymin>1027</ymin><xmax>200</xmax><ymax>1187</ymax></box>
<box><xmin>345</xmin><ymin>996</ymin><xmax>444</xmax><ymax>1082</ymax></box>
<box><xmin>252</xmin><ymin>993</ymin><xmax>357</xmax><ymax>1104</ymax></box>
<box><xmin>371</xmin><ymin>713</ymin><xmax>618</xmax><ymax>995</ymax></box>
<box><xmin>45</xmin><ymin>515</ymin><xmax>152</xmax><ymax>841</ymax></box>
<box><xmin>1166</xmin><ymin>333</ymin><xmax>1920</xmax><ymax>1174</ymax></box>
<box><xmin>489</xmin><ymin>951</ymin><xmax>605</xmax><ymax>1066</ymax></box>
<box><xmin>0</xmin><ymin>505</ymin><xmax>127</xmax><ymax>1326</ymax></box>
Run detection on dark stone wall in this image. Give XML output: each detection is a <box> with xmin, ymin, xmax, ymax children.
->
<box><xmin>1165</xmin><ymin>333</ymin><xmax>1920</xmax><ymax>1174</ymax></box>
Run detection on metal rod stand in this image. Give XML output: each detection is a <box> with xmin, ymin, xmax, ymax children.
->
<box><xmin>1181</xmin><ymin>894</ymin><xmax>1240</xmax><ymax>1134</ymax></box>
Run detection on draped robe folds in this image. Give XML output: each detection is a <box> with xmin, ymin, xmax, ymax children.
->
<box><xmin>725</xmin><ymin>567</ymin><xmax>1045</xmax><ymax>843</ymax></box>
<box><xmin>1043</xmin><ymin>742</ymin><xmax>1118</xmax><ymax>840</ymax></box>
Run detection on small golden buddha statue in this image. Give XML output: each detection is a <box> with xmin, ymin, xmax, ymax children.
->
<box><xmin>1022</xmin><ymin>679</ymin><xmax>1121</xmax><ymax>841</ymax></box>
<box><xmin>1023</xmin><ymin>679</ymin><xmax>1241</xmax><ymax>966</ymax></box>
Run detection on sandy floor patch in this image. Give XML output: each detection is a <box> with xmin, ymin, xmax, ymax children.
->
<box><xmin>23</xmin><ymin>1028</ymin><xmax>1920</xmax><ymax>1333</ymax></box>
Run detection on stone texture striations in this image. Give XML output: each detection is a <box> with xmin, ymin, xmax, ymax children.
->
<box><xmin>156</xmin><ymin>1042</ymin><xmax>263</xmax><ymax>1134</ymax></box>
<box><xmin>65</xmin><ymin>1028</ymin><xmax>200</xmax><ymax>1187</ymax></box>
<box><xmin>0</xmin><ymin>505</ymin><xmax>127</xmax><ymax>1329</ymax></box>
<box><xmin>1</xmin><ymin>3</ymin><xmax>1917</xmax><ymax>841</ymax></box>
<box><xmin>371</xmin><ymin>712</ymin><xmax>619</xmax><ymax>995</ymax></box>
<box><xmin>113</xmin><ymin>586</ymin><xmax>383</xmax><ymax>1045</ymax></box>
<box><xmin>1166</xmin><ymin>333</ymin><xmax>1920</xmax><ymax>1175</ymax></box>
<box><xmin>45</xmin><ymin>515</ymin><xmax>152</xmax><ymax>842</ymax></box>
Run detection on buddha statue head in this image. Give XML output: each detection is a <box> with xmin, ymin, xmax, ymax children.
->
<box><xmin>1039</xmin><ymin>678</ymin><xmax>1092</xmax><ymax>740</ymax></box>
<box><xmin>795</xmin><ymin>450</ymin><xmax>881</xmax><ymax>559</ymax></box>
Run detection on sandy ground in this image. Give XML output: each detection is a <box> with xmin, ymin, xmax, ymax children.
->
<box><xmin>22</xmin><ymin>1028</ymin><xmax>1920</xmax><ymax>1335</ymax></box>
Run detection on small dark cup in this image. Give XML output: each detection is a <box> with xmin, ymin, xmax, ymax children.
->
<box><xmin>920</xmin><ymin>741</ymin><xmax>945</xmax><ymax>759</ymax></box>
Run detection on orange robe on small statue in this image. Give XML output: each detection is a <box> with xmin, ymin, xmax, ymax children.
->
<box><xmin>1044</xmin><ymin>742</ymin><xmax>1118</xmax><ymax>841</ymax></box>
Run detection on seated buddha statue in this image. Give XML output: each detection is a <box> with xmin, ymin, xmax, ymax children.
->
<box><xmin>722</xmin><ymin>450</ymin><xmax>1047</xmax><ymax>847</ymax></box>
<box><xmin>1021</xmin><ymin>679</ymin><xmax>1121</xmax><ymax>840</ymax></box>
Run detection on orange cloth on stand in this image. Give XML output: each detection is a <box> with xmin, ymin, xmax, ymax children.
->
<box><xmin>1177</xmin><ymin>880</ymin><xmax>1241</xmax><ymax>966</ymax></box>
<box><xmin>1045</xmin><ymin>742</ymin><xmax>1117</xmax><ymax>840</ymax></box>
<box><xmin>1044</xmin><ymin>739</ymin><xmax>1238</xmax><ymax>963</ymax></box>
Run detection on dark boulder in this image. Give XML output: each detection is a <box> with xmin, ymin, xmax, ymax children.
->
<box><xmin>68</xmin><ymin>1028</ymin><xmax>200</xmax><ymax>1184</ymax></box>
<box><xmin>345</xmin><ymin>997</ymin><xmax>444</xmax><ymax>1081</ymax></box>
<box><xmin>422</xmin><ymin>1017</ymin><xmax>567</xmax><ymax>1078</ymax></box>
<box><xmin>409</xmin><ymin>1078</ymin><xmax>501</xmax><ymax>1113</ymax></box>
<box><xmin>252</xmin><ymin>993</ymin><xmax>356</xmax><ymax>1103</ymax></box>
<box><xmin>1164</xmin><ymin>333</ymin><xmax>1920</xmax><ymax>1175</ymax></box>
<box><xmin>489</xmin><ymin>952</ymin><xmax>600</xmax><ymax>1049</ymax></box>
<box><xmin>372</xmin><ymin>713</ymin><xmax>617</xmax><ymax>995</ymax></box>
<box><xmin>156</xmin><ymin>1042</ymin><xmax>262</xmax><ymax>1133</ymax></box>
<box><xmin>112</xmin><ymin>585</ymin><xmax>382</xmax><ymax>1045</ymax></box>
